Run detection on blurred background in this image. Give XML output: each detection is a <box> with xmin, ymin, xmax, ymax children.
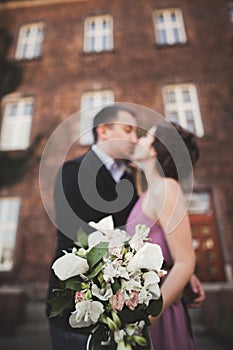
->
<box><xmin>0</xmin><ymin>0</ymin><xmax>232</xmax><ymax>349</ymax></box>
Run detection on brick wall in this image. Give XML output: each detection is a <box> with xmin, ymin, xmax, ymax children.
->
<box><xmin>0</xmin><ymin>0</ymin><xmax>232</xmax><ymax>295</ymax></box>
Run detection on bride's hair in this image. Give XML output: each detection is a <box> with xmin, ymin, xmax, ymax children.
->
<box><xmin>151</xmin><ymin>123</ymin><xmax>200</xmax><ymax>181</ymax></box>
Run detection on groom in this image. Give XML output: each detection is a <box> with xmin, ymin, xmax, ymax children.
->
<box><xmin>47</xmin><ymin>105</ymin><xmax>139</xmax><ymax>349</ymax></box>
<box><xmin>47</xmin><ymin>104</ymin><xmax>204</xmax><ymax>350</ymax></box>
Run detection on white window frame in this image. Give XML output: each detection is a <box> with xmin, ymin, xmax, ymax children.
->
<box><xmin>15</xmin><ymin>22</ymin><xmax>45</xmax><ymax>60</ymax></box>
<box><xmin>0</xmin><ymin>96</ymin><xmax>34</xmax><ymax>150</ymax></box>
<box><xmin>0</xmin><ymin>197</ymin><xmax>20</xmax><ymax>271</ymax></box>
<box><xmin>84</xmin><ymin>15</ymin><xmax>113</xmax><ymax>53</ymax></box>
<box><xmin>79</xmin><ymin>90</ymin><xmax>114</xmax><ymax>145</ymax></box>
<box><xmin>162</xmin><ymin>84</ymin><xmax>204</xmax><ymax>137</ymax></box>
<box><xmin>153</xmin><ymin>8</ymin><xmax>187</xmax><ymax>45</ymax></box>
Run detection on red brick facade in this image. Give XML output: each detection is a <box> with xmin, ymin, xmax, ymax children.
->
<box><xmin>0</xmin><ymin>0</ymin><xmax>233</xmax><ymax>297</ymax></box>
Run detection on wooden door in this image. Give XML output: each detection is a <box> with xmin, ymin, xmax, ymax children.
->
<box><xmin>187</xmin><ymin>192</ymin><xmax>225</xmax><ymax>282</ymax></box>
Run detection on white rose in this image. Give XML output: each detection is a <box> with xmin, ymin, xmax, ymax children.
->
<box><xmin>127</xmin><ymin>243</ymin><xmax>163</xmax><ymax>273</ymax></box>
<box><xmin>52</xmin><ymin>252</ymin><xmax>89</xmax><ymax>280</ymax></box>
<box><xmin>69</xmin><ymin>300</ymin><xmax>104</xmax><ymax>328</ymax></box>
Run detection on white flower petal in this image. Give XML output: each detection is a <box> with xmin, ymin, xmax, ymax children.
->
<box><xmin>89</xmin><ymin>216</ymin><xmax>114</xmax><ymax>232</ymax></box>
<box><xmin>90</xmin><ymin>301</ymin><xmax>105</xmax><ymax>323</ymax></box>
<box><xmin>88</xmin><ymin>231</ymin><xmax>107</xmax><ymax>249</ymax></box>
<box><xmin>129</xmin><ymin>224</ymin><xmax>150</xmax><ymax>251</ymax></box>
<box><xmin>52</xmin><ymin>253</ymin><xmax>89</xmax><ymax>280</ymax></box>
<box><xmin>138</xmin><ymin>288</ymin><xmax>152</xmax><ymax>306</ymax></box>
<box><xmin>91</xmin><ymin>283</ymin><xmax>113</xmax><ymax>301</ymax></box>
<box><xmin>143</xmin><ymin>271</ymin><xmax>160</xmax><ymax>287</ymax></box>
<box><xmin>148</xmin><ymin>283</ymin><xmax>161</xmax><ymax>299</ymax></box>
<box><xmin>122</xmin><ymin>279</ymin><xmax>141</xmax><ymax>292</ymax></box>
<box><xmin>127</xmin><ymin>243</ymin><xmax>163</xmax><ymax>273</ymax></box>
<box><xmin>69</xmin><ymin>300</ymin><xmax>104</xmax><ymax>328</ymax></box>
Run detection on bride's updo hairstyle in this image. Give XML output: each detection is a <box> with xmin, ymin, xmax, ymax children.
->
<box><xmin>152</xmin><ymin>123</ymin><xmax>200</xmax><ymax>181</ymax></box>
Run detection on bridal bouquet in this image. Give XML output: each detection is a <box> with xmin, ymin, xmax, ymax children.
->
<box><xmin>49</xmin><ymin>216</ymin><xmax>165</xmax><ymax>350</ymax></box>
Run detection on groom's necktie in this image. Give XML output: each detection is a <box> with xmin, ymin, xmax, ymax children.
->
<box><xmin>110</xmin><ymin>160</ymin><xmax>125</xmax><ymax>183</ymax></box>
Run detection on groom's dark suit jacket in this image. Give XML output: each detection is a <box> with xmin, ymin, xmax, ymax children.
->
<box><xmin>47</xmin><ymin>150</ymin><xmax>138</xmax><ymax>329</ymax></box>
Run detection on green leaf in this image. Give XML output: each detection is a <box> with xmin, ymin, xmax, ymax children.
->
<box><xmin>147</xmin><ymin>295</ymin><xmax>163</xmax><ymax>317</ymax></box>
<box><xmin>52</xmin><ymin>288</ymin><xmax>71</xmax><ymax>296</ymax></box>
<box><xmin>87</xmin><ymin>242</ymin><xmax>108</xmax><ymax>267</ymax></box>
<box><xmin>112</xmin><ymin>279</ymin><xmax>121</xmax><ymax>293</ymax></box>
<box><xmin>48</xmin><ymin>294</ymin><xmax>74</xmax><ymax>318</ymax></box>
<box><xmin>76</xmin><ymin>227</ymin><xmax>88</xmax><ymax>248</ymax></box>
<box><xmin>134</xmin><ymin>335</ymin><xmax>148</xmax><ymax>346</ymax></box>
<box><xmin>87</xmin><ymin>261</ymin><xmax>104</xmax><ymax>279</ymax></box>
<box><xmin>65</xmin><ymin>276</ymin><xmax>83</xmax><ymax>291</ymax></box>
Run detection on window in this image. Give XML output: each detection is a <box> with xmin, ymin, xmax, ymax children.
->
<box><xmin>185</xmin><ymin>192</ymin><xmax>211</xmax><ymax>214</ymax></box>
<box><xmin>153</xmin><ymin>9</ymin><xmax>187</xmax><ymax>45</ymax></box>
<box><xmin>84</xmin><ymin>15</ymin><xmax>113</xmax><ymax>53</ymax></box>
<box><xmin>0</xmin><ymin>198</ymin><xmax>20</xmax><ymax>271</ymax></box>
<box><xmin>79</xmin><ymin>90</ymin><xmax>114</xmax><ymax>145</ymax></box>
<box><xmin>0</xmin><ymin>97</ymin><xmax>34</xmax><ymax>150</ymax></box>
<box><xmin>162</xmin><ymin>84</ymin><xmax>204</xmax><ymax>136</ymax></box>
<box><xmin>15</xmin><ymin>22</ymin><xmax>45</xmax><ymax>60</ymax></box>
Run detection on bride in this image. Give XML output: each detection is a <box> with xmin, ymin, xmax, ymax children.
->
<box><xmin>127</xmin><ymin>123</ymin><xmax>199</xmax><ymax>350</ymax></box>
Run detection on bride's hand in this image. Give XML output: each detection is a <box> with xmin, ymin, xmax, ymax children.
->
<box><xmin>149</xmin><ymin>314</ymin><xmax>160</xmax><ymax>325</ymax></box>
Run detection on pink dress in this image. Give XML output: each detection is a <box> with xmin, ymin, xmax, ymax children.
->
<box><xmin>126</xmin><ymin>194</ymin><xmax>197</xmax><ymax>350</ymax></box>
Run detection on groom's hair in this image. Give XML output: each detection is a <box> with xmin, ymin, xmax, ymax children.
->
<box><xmin>92</xmin><ymin>104</ymin><xmax>136</xmax><ymax>143</ymax></box>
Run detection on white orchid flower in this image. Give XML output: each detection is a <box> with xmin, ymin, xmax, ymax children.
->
<box><xmin>116</xmin><ymin>265</ymin><xmax>129</xmax><ymax>280</ymax></box>
<box><xmin>138</xmin><ymin>288</ymin><xmax>152</xmax><ymax>306</ymax></box>
<box><xmin>143</xmin><ymin>271</ymin><xmax>160</xmax><ymax>286</ymax></box>
<box><xmin>91</xmin><ymin>283</ymin><xmax>113</xmax><ymax>301</ymax></box>
<box><xmin>143</xmin><ymin>270</ymin><xmax>161</xmax><ymax>299</ymax></box>
<box><xmin>103</xmin><ymin>258</ymin><xmax>129</xmax><ymax>283</ymax></box>
<box><xmin>107</xmin><ymin>229</ymin><xmax>130</xmax><ymax>250</ymax></box>
<box><xmin>103</xmin><ymin>264</ymin><xmax>119</xmax><ymax>283</ymax></box>
<box><xmin>121</xmin><ymin>278</ymin><xmax>142</xmax><ymax>292</ymax></box>
<box><xmin>148</xmin><ymin>283</ymin><xmax>160</xmax><ymax>299</ymax></box>
<box><xmin>129</xmin><ymin>224</ymin><xmax>150</xmax><ymax>251</ymax></box>
<box><xmin>124</xmin><ymin>252</ymin><xmax>134</xmax><ymax>261</ymax></box>
<box><xmin>69</xmin><ymin>300</ymin><xmax>104</xmax><ymax>328</ymax></box>
<box><xmin>88</xmin><ymin>216</ymin><xmax>130</xmax><ymax>250</ymax></box>
<box><xmin>52</xmin><ymin>252</ymin><xmax>89</xmax><ymax>281</ymax></box>
<box><xmin>127</xmin><ymin>243</ymin><xmax>163</xmax><ymax>273</ymax></box>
